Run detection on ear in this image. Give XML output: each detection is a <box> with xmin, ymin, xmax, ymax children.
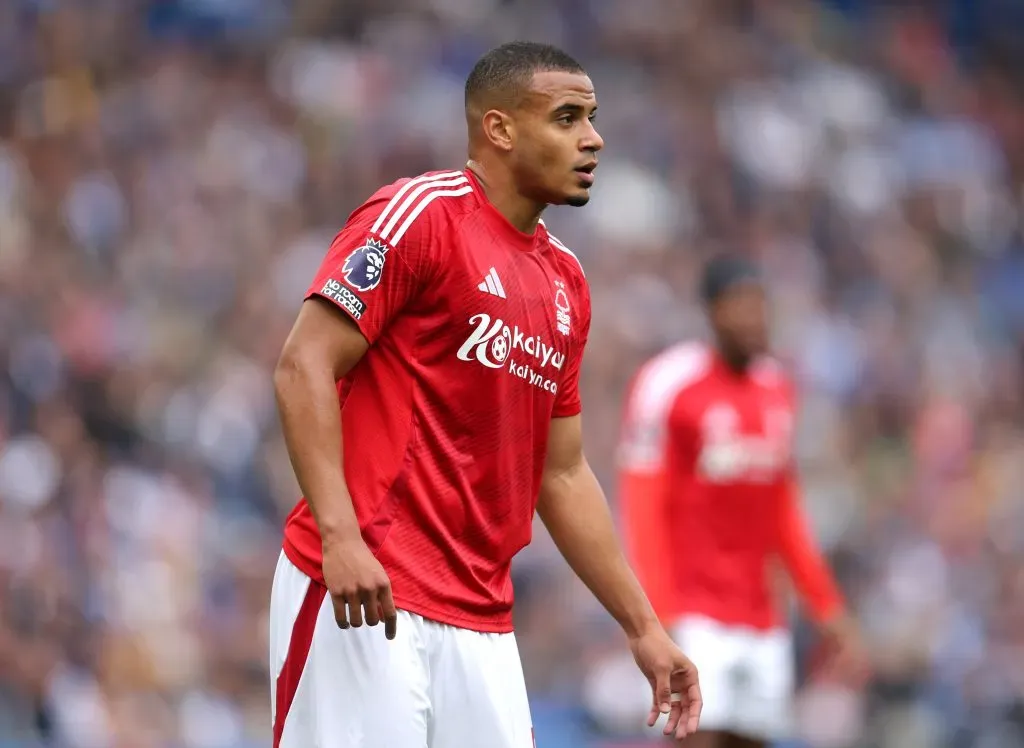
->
<box><xmin>481</xmin><ymin>109</ymin><xmax>515</xmax><ymax>152</ymax></box>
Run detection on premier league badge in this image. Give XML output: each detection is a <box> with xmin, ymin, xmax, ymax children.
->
<box><xmin>342</xmin><ymin>238</ymin><xmax>389</xmax><ymax>292</ymax></box>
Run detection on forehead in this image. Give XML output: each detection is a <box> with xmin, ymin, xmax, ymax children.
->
<box><xmin>523</xmin><ymin>70</ymin><xmax>596</xmax><ymax>109</ymax></box>
<box><xmin>714</xmin><ymin>281</ymin><xmax>766</xmax><ymax>309</ymax></box>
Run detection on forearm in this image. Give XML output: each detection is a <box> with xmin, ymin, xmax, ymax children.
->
<box><xmin>274</xmin><ymin>353</ymin><xmax>359</xmax><ymax>544</ymax></box>
<box><xmin>619</xmin><ymin>471</ymin><xmax>675</xmax><ymax>618</ymax></box>
<box><xmin>777</xmin><ymin>487</ymin><xmax>843</xmax><ymax>623</ymax></box>
<box><xmin>539</xmin><ymin>460</ymin><xmax>659</xmax><ymax>639</ymax></box>
<box><xmin>782</xmin><ymin>547</ymin><xmax>843</xmax><ymax>624</ymax></box>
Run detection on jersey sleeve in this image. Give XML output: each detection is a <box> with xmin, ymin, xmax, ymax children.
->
<box><xmin>552</xmin><ymin>279</ymin><xmax>591</xmax><ymax>418</ymax></box>
<box><xmin>305</xmin><ymin>186</ymin><xmax>446</xmax><ymax>345</ymax></box>
<box><xmin>776</xmin><ymin>472</ymin><xmax>844</xmax><ymax>624</ymax></box>
<box><xmin>616</xmin><ymin>372</ymin><xmax>680</xmax><ymax>619</ymax></box>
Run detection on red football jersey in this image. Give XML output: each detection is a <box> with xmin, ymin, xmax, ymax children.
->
<box><xmin>617</xmin><ymin>342</ymin><xmax>842</xmax><ymax>630</ymax></box>
<box><xmin>282</xmin><ymin>169</ymin><xmax>591</xmax><ymax>633</ymax></box>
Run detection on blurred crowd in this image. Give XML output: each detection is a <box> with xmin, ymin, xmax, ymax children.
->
<box><xmin>2</xmin><ymin>1</ymin><xmax>1024</xmax><ymax>746</ymax></box>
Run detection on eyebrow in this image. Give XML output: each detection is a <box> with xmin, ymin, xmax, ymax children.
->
<box><xmin>552</xmin><ymin>102</ymin><xmax>597</xmax><ymax>116</ymax></box>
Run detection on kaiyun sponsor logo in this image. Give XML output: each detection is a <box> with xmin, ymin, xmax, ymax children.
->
<box><xmin>456</xmin><ymin>313</ymin><xmax>565</xmax><ymax>393</ymax></box>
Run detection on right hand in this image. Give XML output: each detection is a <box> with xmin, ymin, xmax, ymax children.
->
<box><xmin>321</xmin><ymin>538</ymin><xmax>398</xmax><ymax>640</ymax></box>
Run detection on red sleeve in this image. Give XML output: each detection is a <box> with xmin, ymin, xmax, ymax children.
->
<box><xmin>306</xmin><ymin>185</ymin><xmax>446</xmax><ymax>345</ymax></box>
<box><xmin>552</xmin><ymin>279</ymin><xmax>591</xmax><ymax>418</ymax></box>
<box><xmin>776</xmin><ymin>475</ymin><xmax>844</xmax><ymax>624</ymax></box>
<box><xmin>619</xmin><ymin>470</ymin><xmax>675</xmax><ymax>619</ymax></box>
<box><xmin>616</xmin><ymin>375</ymin><xmax>679</xmax><ymax>619</ymax></box>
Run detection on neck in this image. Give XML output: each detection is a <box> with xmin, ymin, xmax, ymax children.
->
<box><xmin>466</xmin><ymin>158</ymin><xmax>545</xmax><ymax>234</ymax></box>
<box><xmin>716</xmin><ymin>344</ymin><xmax>751</xmax><ymax>375</ymax></box>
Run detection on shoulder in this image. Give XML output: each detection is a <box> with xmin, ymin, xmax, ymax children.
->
<box><xmin>618</xmin><ymin>342</ymin><xmax>710</xmax><ymax>468</ymax></box>
<box><xmin>627</xmin><ymin>342</ymin><xmax>713</xmax><ymax>422</ymax></box>
<box><xmin>750</xmin><ymin>356</ymin><xmax>795</xmax><ymax>399</ymax></box>
<box><xmin>348</xmin><ymin>170</ymin><xmax>476</xmax><ymax>248</ymax></box>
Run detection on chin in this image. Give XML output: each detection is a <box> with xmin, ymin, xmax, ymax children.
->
<box><xmin>564</xmin><ymin>191</ymin><xmax>591</xmax><ymax>208</ymax></box>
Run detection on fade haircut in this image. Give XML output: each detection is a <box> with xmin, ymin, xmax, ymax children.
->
<box><xmin>464</xmin><ymin>41</ymin><xmax>586</xmax><ymax>115</ymax></box>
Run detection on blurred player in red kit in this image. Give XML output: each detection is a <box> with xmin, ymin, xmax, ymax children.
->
<box><xmin>617</xmin><ymin>255</ymin><xmax>862</xmax><ymax>748</ymax></box>
<box><xmin>268</xmin><ymin>42</ymin><xmax>701</xmax><ymax>748</ymax></box>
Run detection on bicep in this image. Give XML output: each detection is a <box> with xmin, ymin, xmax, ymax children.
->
<box><xmin>278</xmin><ymin>296</ymin><xmax>370</xmax><ymax>381</ymax></box>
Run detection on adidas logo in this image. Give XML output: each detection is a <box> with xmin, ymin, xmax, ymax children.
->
<box><xmin>477</xmin><ymin>267</ymin><xmax>506</xmax><ymax>299</ymax></box>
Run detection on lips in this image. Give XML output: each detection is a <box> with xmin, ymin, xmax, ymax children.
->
<box><xmin>575</xmin><ymin>162</ymin><xmax>597</xmax><ymax>185</ymax></box>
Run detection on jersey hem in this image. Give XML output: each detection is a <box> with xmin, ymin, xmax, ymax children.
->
<box><xmin>391</xmin><ymin>595</ymin><xmax>515</xmax><ymax>634</ymax></box>
<box><xmin>281</xmin><ymin>542</ymin><xmax>515</xmax><ymax>634</ymax></box>
<box><xmin>283</xmin><ymin>537</ymin><xmax>325</xmax><ymax>584</ymax></box>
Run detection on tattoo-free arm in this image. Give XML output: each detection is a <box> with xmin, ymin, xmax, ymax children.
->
<box><xmin>537</xmin><ymin>414</ymin><xmax>659</xmax><ymax>639</ymax></box>
<box><xmin>273</xmin><ymin>298</ymin><xmax>368</xmax><ymax>544</ymax></box>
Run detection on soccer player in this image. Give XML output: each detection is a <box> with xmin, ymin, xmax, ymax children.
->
<box><xmin>617</xmin><ymin>255</ymin><xmax>862</xmax><ymax>748</ymax></box>
<box><xmin>269</xmin><ymin>41</ymin><xmax>702</xmax><ymax>748</ymax></box>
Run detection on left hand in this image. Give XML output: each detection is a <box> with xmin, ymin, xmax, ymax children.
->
<box><xmin>818</xmin><ymin>614</ymin><xmax>869</xmax><ymax>682</ymax></box>
<box><xmin>628</xmin><ymin>626</ymin><xmax>702</xmax><ymax>740</ymax></box>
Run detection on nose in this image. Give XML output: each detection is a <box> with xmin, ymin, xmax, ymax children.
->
<box><xmin>581</xmin><ymin>120</ymin><xmax>604</xmax><ymax>153</ymax></box>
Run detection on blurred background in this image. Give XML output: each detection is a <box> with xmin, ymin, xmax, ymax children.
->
<box><xmin>2</xmin><ymin>0</ymin><xmax>1024</xmax><ymax>746</ymax></box>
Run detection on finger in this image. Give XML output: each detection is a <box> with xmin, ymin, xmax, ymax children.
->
<box><xmin>653</xmin><ymin>668</ymin><xmax>672</xmax><ymax>715</ymax></box>
<box><xmin>663</xmin><ymin>693</ymin><xmax>682</xmax><ymax>737</ymax></box>
<box><xmin>684</xmin><ymin>681</ymin><xmax>703</xmax><ymax>736</ymax></box>
<box><xmin>332</xmin><ymin>595</ymin><xmax>350</xmax><ymax>629</ymax></box>
<box><xmin>646</xmin><ymin>703</ymin><xmax>661</xmax><ymax>728</ymax></box>
<box><xmin>672</xmin><ymin>699</ymin><xmax>687</xmax><ymax>739</ymax></box>
<box><xmin>379</xmin><ymin>583</ymin><xmax>398</xmax><ymax>641</ymax></box>
<box><xmin>666</xmin><ymin>667</ymin><xmax>701</xmax><ymax>739</ymax></box>
<box><xmin>362</xmin><ymin>591</ymin><xmax>381</xmax><ymax>627</ymax></box>
<box><xmin>347</xmin><ymin>594</ymin><xmax>364</xmax><ymax>628</ymax></box>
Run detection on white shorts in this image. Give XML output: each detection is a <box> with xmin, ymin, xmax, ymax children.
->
<box><xmin>671</xmin><ymin>615</ymin><xmax>794</xmax><ymax>740</ymax></box>
<box><xmin>268</xmin><ymin>552</ymin><xmax>535</xmax><ymax>748</ymax></box>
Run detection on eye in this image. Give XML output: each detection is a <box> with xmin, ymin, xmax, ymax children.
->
<box><xmin>557</xmin><ymin>114</ymin><xmax>574</xmax><ymax>125</ymax></box>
